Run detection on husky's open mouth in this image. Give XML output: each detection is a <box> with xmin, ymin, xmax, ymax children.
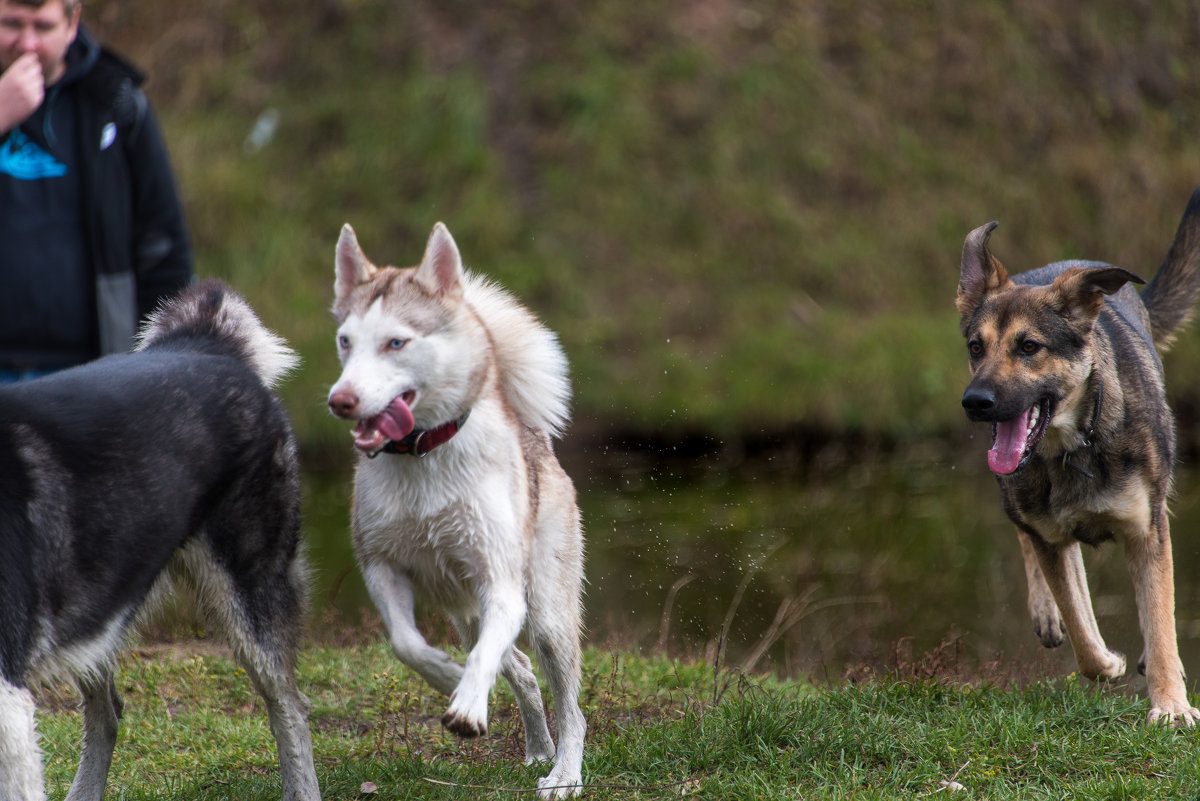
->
<box><xmin>988</xmin><ymin>397</ymin><xmax>1052</xmax><ymax>475</ymax></box>
<box><xmin>353</xmin><ymin>391</ymin><xmax>416</xmax><ymax>452</ymax></box>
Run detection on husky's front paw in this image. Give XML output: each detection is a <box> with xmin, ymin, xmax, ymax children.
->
<box><xmin>537</xmin><ymin>768</ymin><xmax>583</xmax><ymax>799</ymax></box>
<box><xmin>1147</xmin><ymin>698</ymin><xmax>1200</xmax><ymax>728</ymax></box>
<box><xmin>441</xmin><ymin>707</ymin><xmax>487</xmax><ymax>738</ymax></box>
<box><xmin>441</xmin><ymin>688</ymin><xmax>489</xmax><ymax>738</ymax></box>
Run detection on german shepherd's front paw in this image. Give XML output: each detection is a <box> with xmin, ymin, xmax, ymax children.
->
<box><xmin>1147</xmin><ymin>698</ymin><xmax>1200</xmax><ymax>728</ymax></box>
<box><xmin>1080</xmin><ymin>649</ymin><xmax>1126</xmax><ymax>682</ymax></box>
<box><xmin>1031</xmin><ymin>607</ymin><xmax>1066</xmax><ymax>648</ymax></box>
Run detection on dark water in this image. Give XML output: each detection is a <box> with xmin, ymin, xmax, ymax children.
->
<box><xmin>301</xmin><ymin>436</ymin><xmax>1200</xmax><ymax>687</ymax></box>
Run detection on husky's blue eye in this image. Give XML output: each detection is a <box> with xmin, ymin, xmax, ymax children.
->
<box><xmin>337</xmin><ymin>335</ymin><xmax>350</xmax><ymax>349</ymax></box>
<box><xmin>388</xmin><ymin>338</ymin><xmax>408</xmax><ymax>350</ymax></box>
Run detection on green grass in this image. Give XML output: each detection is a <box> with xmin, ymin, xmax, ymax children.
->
<box><xmin>36</xmin><ymin>641</ymin><xmax>1200</xmax><ymax>800</ymax></box>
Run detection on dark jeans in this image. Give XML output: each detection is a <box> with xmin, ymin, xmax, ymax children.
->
<box><xmin>0</xmin><ymin>368</ymin><xmax>58</xmax><ymax>382</ymax></box>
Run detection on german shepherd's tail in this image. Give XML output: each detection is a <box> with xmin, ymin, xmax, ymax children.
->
<box><xmin>137</xmin><ymin>278</ymin><xmax>299</xmax><ymax>388</ymax></box>
<box><xmin>1142</xmin><ymin>187</ymin><xmax>1200</xmax><ymax>352</ymax></box>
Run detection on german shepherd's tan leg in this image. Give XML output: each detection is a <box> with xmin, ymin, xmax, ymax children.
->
<box><xmin>1124</xmin><ymin>514</ymin><xmax>1200</xmax><ymax>726</ymax></box>
<box><xmin>1027</xmin><ymin>536</ymin><xmax>1126</xmax><ymax>681</ymax></box>
<box><xmin>1018</xmin><ymin>529</ymin><xmax>1066</xmax><ymax>648</ymax></box>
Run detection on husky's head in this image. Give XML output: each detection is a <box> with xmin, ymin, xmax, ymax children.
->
<box><xmin>957</xmin><ymin>222</ymin><xmax>1143</xmax><ymax>476</ymax></box>
<box><xmin>328</xmin><ymin>222</ymin><xmax>483</xmax><ymax>454</ymax></box>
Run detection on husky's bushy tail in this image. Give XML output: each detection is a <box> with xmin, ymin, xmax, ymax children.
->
<box><xmin>137</xmin><ymin>279</ymin><xmax>299</xmax><ymax>388</ymax></box>
<box><xmin>464</xmin><ymin>274</ymin><xmax>571</xmax><ymax>439</ymax></box>
<box><xmin>1142</xmin><ymin>187</ymin><xmax>1200</xmax><ymax>352</ymax></box>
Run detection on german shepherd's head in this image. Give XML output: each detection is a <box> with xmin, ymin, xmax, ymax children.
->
<box><xmin>957</xmin><ymin>222</ymin><xmax>1143</xmax><ymax>475</ymax></box>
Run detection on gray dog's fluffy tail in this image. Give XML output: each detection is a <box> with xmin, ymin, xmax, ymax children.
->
<box><xmin>1142</xmin><ymin>186</ymin><xmax>1200</xmax><ymax>352</ymax></box>
<box><xmin>137</xmin><ymin>279</ymin><xmax>299</xmax><ymax>388</ymax></box>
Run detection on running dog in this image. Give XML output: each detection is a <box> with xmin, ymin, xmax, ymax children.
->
<box><xmin>958</xmin><ymin>188</ymin><xmax>1200</xmax><ymax>725</ymax></box>
<box><xmin>327</xmin><ymin>223</ymin><xmax>586</xmax><ymax>798</ymax></box>
<box><xmin>0</xmin><ymin>280</ymin><xmax>320</xmax><ymax>800</ymax></box>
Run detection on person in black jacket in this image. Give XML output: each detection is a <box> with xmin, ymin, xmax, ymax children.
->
<box><xmin>0</xmin><ymin>0</ymin><xmax>192</xmax><ymax>379</ymax></box>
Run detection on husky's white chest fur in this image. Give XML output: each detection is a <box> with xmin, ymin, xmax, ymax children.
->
<box><xmin>352</xmin><ymin>404</ymin><xmax>536</xmax><ymax>614</ymax></box>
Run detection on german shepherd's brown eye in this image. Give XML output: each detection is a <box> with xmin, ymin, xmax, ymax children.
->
<box><xmin>968</xmin><ymin>341</ymin><xmax>983</xmax><ymax>358</ymax></box>
<box><xmin>1020</xmin><ymin>339</ymin><xmax>1041</xmax><ymax>355</ymax></box>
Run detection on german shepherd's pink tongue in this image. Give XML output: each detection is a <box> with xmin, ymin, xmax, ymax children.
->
<box><xmin>988</xmin><ymin>405</ymin><xmax>1035</xmax><ymax>475</ymax></box>
<box><xmin>353</xmin><ymin>396</ymin><xmax>415</xmax><ymax>451</ymax></box>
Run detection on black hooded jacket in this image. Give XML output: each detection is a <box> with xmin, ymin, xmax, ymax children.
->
<box><xmin>0</xmin><ymin>26</ymin><xmax>192</xmax><ymax>370</ymax></box>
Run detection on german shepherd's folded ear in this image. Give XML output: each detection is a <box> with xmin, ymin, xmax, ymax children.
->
<box><xmin>957</xmin><ymin>221</ymin><xmax>1009</xmax><ymax>331</ymax></box>
<box><xmin>1050</xmin><ymin>266</ymin><xmax>1145</xmax><ymax>326</ymax></box>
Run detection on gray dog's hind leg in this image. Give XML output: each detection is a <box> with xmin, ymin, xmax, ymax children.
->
<box><xmin>64</xmin><ymin>669</ymin><xmax>122</xmax><ymax>801</ymax></box>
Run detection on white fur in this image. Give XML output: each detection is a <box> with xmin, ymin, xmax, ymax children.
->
<box><xmin>331</xmin><ymin>222</ymin><xmax>585</xmax><ymax>799</ymax></box>
<box><xmin>27</xmin><ymin>614</ymin><xmax>131</xmax><ymax>690</ymax></box>
<box><xmin>0</xmin><ymin>680</ymin><xmax>43</xmax><ymax>801</ymax></box>
<box><xmin>137</xmin><ymin>284</ymin><xmax>299</xmax><ymax>388</ymax></box>
<box><xmin>463</xmin><ymin>275</ymin><xmax>571</xmax><ymax>437</ymax></box>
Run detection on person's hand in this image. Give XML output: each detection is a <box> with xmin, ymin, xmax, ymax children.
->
<box><xmin>0</xmin><ymin>52</ymin><xmax>44</xmax><ymax>133</ymax></box>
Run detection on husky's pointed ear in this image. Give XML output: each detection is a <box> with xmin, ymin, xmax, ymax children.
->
<box><xmin>957</xmin><ymin>221</ymin><xmax>1010</xmax><ymax>331</ymax></box>
<box><xmin>415</xmin><ymin>222</ymin><xmax>464</xmax><ymax>300</ymax></box>
<box><xmin>335</xmin><ymin>224</ymin><xmax>374</xmax><ymax>297</ymax></box>
<box><xmin>1051</xmin><ymin>265</ymin><xmax>1146</xmax><ymax>326</ymax></box>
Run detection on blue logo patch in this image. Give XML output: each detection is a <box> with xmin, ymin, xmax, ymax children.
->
<box><xmin>0</xmin><ymin>129</ymin><xmax>67</xmax><ymax>180</ymax></box>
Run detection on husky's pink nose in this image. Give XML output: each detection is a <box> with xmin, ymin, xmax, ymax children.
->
<box><xmin>328</xmin><ymin>388</ymin><xmax>359</xmax><ymax>419</ymax></box>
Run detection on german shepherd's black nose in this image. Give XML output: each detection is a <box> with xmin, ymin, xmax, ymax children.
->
<box><xmin>962</xmin><ymin>385</ymin><xmax>997</xmax><ymax>417</ymax></box>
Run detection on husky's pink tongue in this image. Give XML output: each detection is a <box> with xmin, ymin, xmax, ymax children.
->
<box><xmin>987</xmin><ymin>406</ymin><xmax>1034</xmax><ymax>475</ymax></box>
<box><xmin>353</xmin><ymin>396</ymin><xmax>415</xmax><ymax>451</ymax></box>
<box><xmin>377</xmin><ymin>397</ymin><xmax>415</xmax><ymax>441</ymax></box>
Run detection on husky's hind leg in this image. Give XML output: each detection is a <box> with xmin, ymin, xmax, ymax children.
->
<box><xmin>501</xmin><ymin>646</ymin><xmax>555</xmax><ymax>764</ymax></box>
<box><xmin>0</xmin><ymin>678</ymin><xmax>43</xmax><ymax>801</ymax></box>
<box><xmin>64</xmin><ymin>669</ymin><xmax>122</xmax><ymax>801</ymax></box>
<box><xmin>527</xmin><ymin>484</ymin><xmax>586</xmax><ymax>800</ymax></box>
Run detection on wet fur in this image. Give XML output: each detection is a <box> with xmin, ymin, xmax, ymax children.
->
<box><xmin>0</xmin><ymin>280</ymin><xmax>320</xmax><ymax>801</ymax></box>
<box><xmin>327</xmin><ymin>223</ymin><xmax>586</xmax><ymax>798</ymax></box>
<box><xmin>957</xmin><ymin>188</ymin><xmax>1200</xmax><ymax>726</ymax></box>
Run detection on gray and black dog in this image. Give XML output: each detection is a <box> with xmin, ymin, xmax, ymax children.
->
<box><xmin>0</xmin><ymin>280</ymin><xmax>320</xmax><ymax>800</ymax></box>
<box><xmin>958</xmin><ymin>188</ymin><xmax>1200</xmax><ymax>726</ymax></box>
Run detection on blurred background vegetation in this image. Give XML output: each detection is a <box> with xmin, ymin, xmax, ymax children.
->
<box><xmin>89</xmin><ymin>0</ymin><xmax>1200</xmax><ymax>458</ymax></box>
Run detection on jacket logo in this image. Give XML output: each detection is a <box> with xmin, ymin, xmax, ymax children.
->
<box><xmin>0</xmin><ymin>130</ymin><xmax>67</xmax><ymax>180</ymax></box>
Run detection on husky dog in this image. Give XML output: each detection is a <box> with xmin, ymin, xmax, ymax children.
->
<box><xmin>957</xmin><ymin>188</ymin><xmax>1200</xmax><ymax>726</ymax></box>
<box><xmin>0</xmin><ymin>280</ymin><xmax>320</xmax><ymax>800</ymax></box>
<box><xmin>327</xmin><ymin>223</ymin><xmax>586</xmax><ymax>798</ymax></box>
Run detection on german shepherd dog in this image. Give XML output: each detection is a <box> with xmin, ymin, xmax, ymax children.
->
<box><xmin>327</xmin><ymin>223</ymin><xmax>586</xmax><ymax>798</ymax></box>
<box><xmin>0</xmin><ymin>281</ymin><xmax>321</xmax><ymax>800</ymax></box>
<box><xmin>958</xmin><ymin>188</ymin><xmax>1200</xmax><ymax>725</ymax></box>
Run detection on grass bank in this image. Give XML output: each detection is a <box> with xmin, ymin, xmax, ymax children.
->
<box><xmin>37</xmin><ymin>641</ymin><xmax>1200</xmax><ymax>799</ymax></box>
<box><xmin>84</xmin><ymin>0</ymin><xmax>1200</xmax><ymax>451</ymax></box>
